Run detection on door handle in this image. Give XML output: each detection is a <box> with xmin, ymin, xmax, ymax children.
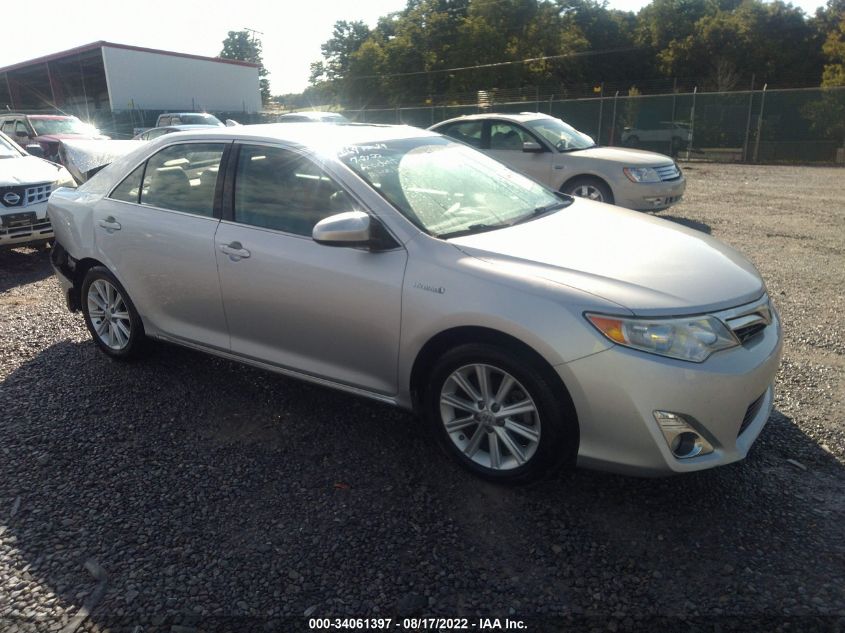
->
<box><xmin>97</xmin><ymin>216</ymin><xmax>121</xmax><ymax>231</ymax></box>
<box><xmin>220</xmin><ymin>242</ymin><xmax>251</xmax><ymax>260</ymax></box>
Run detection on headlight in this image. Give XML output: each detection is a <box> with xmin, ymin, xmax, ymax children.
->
<box><xmin>585</xmin><ymin>313</ymin><xmax>739</xmax><ymax>362</ymax></box>
<box><xmin>54</xmin><ymin>169</ymin><xmax>77</xmax><ymax>189</ymax></box>
<box><xmin>623</xmin><ymin>167</ymin><xmax>661</xmax><ymax>183</ymax></box>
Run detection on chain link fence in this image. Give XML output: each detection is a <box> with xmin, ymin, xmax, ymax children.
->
<box><xmin>342</xmin><ymin>86</ymin><xmax>845</xmax><ymax>164</ymax></box>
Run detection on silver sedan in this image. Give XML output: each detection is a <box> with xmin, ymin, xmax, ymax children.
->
<box><xmin>47</xmin><ymin>124</ymin><xmax>781</xmax><ymax>482</ymax></box>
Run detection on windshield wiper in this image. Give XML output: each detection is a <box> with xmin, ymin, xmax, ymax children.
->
<box><xmin>437</xmin><ymin>223</ymin><xmax>508</xmax><ymax>239</ymax></box>
<box><xmin>512</xmin><ymin>200</ymin><xmax>572</xmax><ymax>225</ymax></box>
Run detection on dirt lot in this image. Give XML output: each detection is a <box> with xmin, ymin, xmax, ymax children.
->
<box><xmin>0</xmin><ymin>163</ymin><xmax>843</xmax><ymax>632</ymax></box>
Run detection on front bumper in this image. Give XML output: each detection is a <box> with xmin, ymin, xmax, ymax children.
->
<box><xmin>558</xmin><ymin>306</ymin><xmax>783</xmax><ymax>476</ymax></box>
<box><xmin>615</xmin><ymin>177</ymin><xmax>686</xmax><ymax>211</ymax></box>
<box><xmin>0</xmin><ymin>201</ymin><xmax>53</xmax><ymax>247</ymax></box>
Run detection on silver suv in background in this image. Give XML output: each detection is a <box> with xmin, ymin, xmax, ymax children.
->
<box><xmin>430</xmin><ymin>113</ymin><xmax>685</xmax><ymax>211</ymax></box>
<box><xmin>47</xmin><ymin>124</ymin><xmax>780</xmax><ymax>482</ymax></box>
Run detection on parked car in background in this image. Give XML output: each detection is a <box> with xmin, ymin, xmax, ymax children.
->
<box><xmin>133</xmin><ymin>125</ymin><xmax>221</xmax><ymax>141</ymax></box>
<box><xmin>155</xmin><ymin>112</ymin><xmax>224</xmax><ymax>128</ymax></box>
<box><xmin>48</xmin><ymin>123</ymin><xmax>780</xmax><ymax>482</ymax></box>
<box><xmin>0</xmin><ymin>130</ymin><xmax>75</xmax><ymax>248</ymax></box>
<box><xmin>622</xmin><ymin>122</ymin><xmax>692</xmax><ymax>153</ymax></box>
<box><xmin>277</xmin><ymin>111</ymin><xmax>348</xmax><ymax>123</ymax></box>
<box><xmin>0</xmin><ymin>114</ymin><xmax>109</xmax><ymax>163</ymax></box>
<box><xmin>430</xmin><ymin>113</ymin><xmax>685</xmax><ymax>211</ymax></box>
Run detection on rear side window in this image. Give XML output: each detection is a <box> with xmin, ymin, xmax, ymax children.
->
<box><xmin>158</xmin><ymin>116</ymin><xmax>171</xmax><ymax>126</ymax></box>
<box><xmin>110</xmin><ymin>163</ymin><xmax>145</xmax><ymax>203</ymax></box>
<box><xmin>233</xmin><ymin>145</ymin><xmax>353</xmax><ymax>236</ymax></box>
<box><xmin>439</xmin><ymin>121</ymin><xmax>483</xmax><ymax>148</ymax></box>
<box><xmin>139</xmin><ymin>143</ymin><xmax>225</xmax><ymax>217</ymax></box>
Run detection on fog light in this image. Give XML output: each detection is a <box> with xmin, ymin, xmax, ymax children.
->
<box><xmin>653</xmin><ymin>411</ymin><xmax>714</xmax><ymax>459</ymax></box>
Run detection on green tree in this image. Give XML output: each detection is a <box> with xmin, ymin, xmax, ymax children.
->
<box><xmin>220</xmin><ymin>30</ymin><xmax>271</xmax><ymax>105</ymax></box>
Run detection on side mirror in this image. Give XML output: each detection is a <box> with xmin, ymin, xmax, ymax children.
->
<box><xmin>312</xmin><ymin>211</ymin><xmax>371</xmax><ymax>247</ymax></box>
<box><xmin>25</xmin><ymin>144</ymin><xmax>45</xmax><ymax>158</ymax></box>
<box><xmin>522</xmin><ymin>141</ymin><xmax>544</xmax><ymax>153</ymax></box>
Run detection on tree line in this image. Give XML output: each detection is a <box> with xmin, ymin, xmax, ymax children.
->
<box><xmin>290</xmin><ymin>0</ymin><xmax>844</xmax><ymax>108</ymax></box>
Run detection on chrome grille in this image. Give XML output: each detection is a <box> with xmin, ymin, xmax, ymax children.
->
<box><xmin>0</xmin><ymin>182</ymin><xmax>52</xmax><ymax>208</ymax></box>
<box><xmin>654</xmin><ymin>164</ymin><xmax>681</xmax><ymax>181</ymax></box>
<box><xmin>717</xmin><ymin>295</ymin><xmax>773</xmax><ymax>344</ymax></box>
<box><xmin>24</xmin><ymin>183</ymin><xmax>53</xmax><ymax>206</ymax></box>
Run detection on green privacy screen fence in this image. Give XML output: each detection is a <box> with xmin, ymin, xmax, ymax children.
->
<box><xmin>342</xmin><ymin>86</ymin><xmax>845</xmax><ymax>165</ymax></box>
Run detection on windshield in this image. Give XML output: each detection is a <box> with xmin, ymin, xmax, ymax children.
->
<box><xmin>339</xmin><ymin>137</ymin><xmax>567</xmax><ymax>238</ymax></box>
<box><xmin>30</xmin><ymin>117</ymin><xmax>99</xmax><ymax>136</ymax></box>
<box><xmin>524</xmin><ymin>117</ymin><xmax>595</xmax><ymax>152</ymax></box>
<box><xmin>179</xmin><ymin>114</ymin><xmax>224</xmax><ymax>126</ymax></box>
<box><xmin>0</xmin><ymin>132</ymin><xmax>24</xmax><ymax>158</ymax></box>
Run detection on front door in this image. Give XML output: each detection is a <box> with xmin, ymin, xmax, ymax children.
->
<box><xmin>215</xmin><ymin>143</ymin><xmax>406</xmax><ymax>395</ymax></box>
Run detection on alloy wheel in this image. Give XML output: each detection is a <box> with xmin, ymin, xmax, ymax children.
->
<box><xmin>571</xmin><ymin>184</ymin><xmax>605</xmax><ymax>201</ymax></box>
<box><xmin>86</xmin><ymin>279</ymin><xmax>132</xmax><ymax>350</ymax></box>
<box><xmin>439</xmin><ymin>363</ymin><xmax>541</xmax><ymax>471</ymax></box>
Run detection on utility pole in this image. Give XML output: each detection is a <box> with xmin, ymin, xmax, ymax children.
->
<box><xmin>243</xmin><ymin>27</ymin><xmax>264</xmax><ymax>43</ymax></box>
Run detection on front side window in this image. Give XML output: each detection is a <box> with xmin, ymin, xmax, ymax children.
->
<box><xmin>233</xmin><ymin>145</ymin><xmax>353</xmax><ymax>236</ymax></box>
<box><xmin>524</xmin><ymin>117</ymin><xmax>595</xmax><ymax>152</ymax></box>
<box><xmin>139</xmin><ymin>143</ymin><xmax>225</xmax><ymax>216</ymax></box>
<box><xmin>339</xmin><ymin>137</ymin><xmax>567</xmax><ymax>238</ymax></box>
<box><xmin>489</xmin><ymin>122</ymin><xmax>532</xmax><ymax>151</ymax></box>
<box><xmin>15</xmin><ymin>121</ymin><xmax>29</xmax><ymax>137</ymax></box>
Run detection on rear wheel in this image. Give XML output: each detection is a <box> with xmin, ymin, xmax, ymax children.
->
<box><xmin>563</xmin><ymin>177</ymin><xmax>614</xmax><ymax>204</ymax></box>
<box><xmin>81</xmin><ymin>266</ymin><xmax>146</xmax><ymax>360</ymax></box>
<box><xmin>424</xmin><ymin>343</ymin><xmax>578</xmax><ymax>483</ymax></box>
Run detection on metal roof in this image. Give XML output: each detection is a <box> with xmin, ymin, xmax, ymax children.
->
<box><xmin>0</xmin><ymin>41</ymin><xmax>259</xmax><ymax>75</ymax></box>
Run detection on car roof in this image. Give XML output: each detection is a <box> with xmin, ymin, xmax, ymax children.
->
<box><xmin>150</xmin><ymin>122</ymin><xmax>437</xmax><ymax>150</ymax></box>
<box><xmin>1</xmin><ymin>113</ymin><xmax>76</xmax><ymax>120</ymax></box>
<box><xmin>431</xmin><ymin>112</ymin><xmax>554</xmax><ymax>127</ymax></box>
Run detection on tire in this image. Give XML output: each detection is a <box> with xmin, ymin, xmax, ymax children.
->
<box><xmin>563</xmin><ymin>177</ymin><xmax>614</xmax><ymax>204</ymax></box>
<box><xmin>81</xmin><ymin>266</ymin><xmax>146</xmax><ymax>360</ymax></box>
<box><xmin>423</xmin><ymin>343</ymin><xmax>579</xmax><ymax>484</ymax></box>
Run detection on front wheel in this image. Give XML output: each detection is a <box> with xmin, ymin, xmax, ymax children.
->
<box><xmin>563</xmin><ymin>177</ymin><xmax>614</xmax><ymax>204</ymax></box>
<box><xmin>424</xmin><ymin>343</ymin><xmax>578</xmax><ymax>483</ymax></box>
<box><xmin>81</xmin><ymin>266</ymin><xmax>146</xmax><ymax>360</ymax></box>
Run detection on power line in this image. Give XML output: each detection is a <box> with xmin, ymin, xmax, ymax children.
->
<box><xmin>352</xmin><ymin>46</ymin><xmax>641</xmax><ymax>80</ymax></box>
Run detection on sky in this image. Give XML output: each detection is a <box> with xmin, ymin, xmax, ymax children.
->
<box><xmin>1</xmin><ymin>0</ymin><xmax>828</xmax><ymax>96</ymax></box>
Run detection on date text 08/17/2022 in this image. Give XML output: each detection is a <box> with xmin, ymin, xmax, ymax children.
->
<box><xmin>308</xmin><ymin>617</ymin><xmax>527</xmax><ymax>630</ymax></box>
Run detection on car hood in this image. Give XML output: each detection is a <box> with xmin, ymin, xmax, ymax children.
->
<box><xmin>449</xmin><ymin>199</ymin><xmax>764</xmax><ymax>316</ymax></box>
<box><xmin>569</xmin><ymin>146</ymin><xmax>673</xmax><ymax>166</ymax></box>
<box><xmin>0</xmin><ymin>155</ymin><xmax>64</xmax><ymax>186</ymax></box>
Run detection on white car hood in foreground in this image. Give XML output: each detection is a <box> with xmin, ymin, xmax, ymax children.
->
<box><xmin>0</xmin><ymin>155</ymin><xmax>65</xmax><ymax>186</ymax></box>
<box><xmin>450</xmin><ymin>199</ymin><xmax>764</xmax><ymax>316</ymax></box>
<box><xmin>568</xmin><ymin>146</ymin><xmax>675</xmax><ymax>166</ymax></box>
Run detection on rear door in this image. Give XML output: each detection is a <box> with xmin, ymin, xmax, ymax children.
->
<box><xmin>214</xmin><ymin>142</ymin><xmax>406</xmax><ymax>395</ymax></box>
<box><xmin>93</xmin><ymin>141</ymin><xmax>231</xmax><ymax>349</ymax></box>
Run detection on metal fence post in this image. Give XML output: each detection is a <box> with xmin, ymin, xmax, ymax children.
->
<box><xmin>686</xmin><ymin>86</ymin><xmax>697</xmax><ymax>161</ymax></box>
<box><xmin>753</xmin><ymin>84</ymin><xmax>767</xmax><ymax>163</ymax></box>
<box><xmin>610</xmin><ymin>91</ymin><xmax>619</xmax><ymax>146</ymax></box>
<box><xmin>596</xmin><ymin>83</ymin><xmax>604</xmax><ymax>144</ymax></box>
<box><xmin>742</xmin><ymin>74</ymin><xmax>756</xmax><ymax>162</ymax></box>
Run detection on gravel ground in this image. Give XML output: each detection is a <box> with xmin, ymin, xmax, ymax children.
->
<box><xmin>0</xmin><ymin>163</ymin><xmax>843</xmax><ymax>633</ymax></box>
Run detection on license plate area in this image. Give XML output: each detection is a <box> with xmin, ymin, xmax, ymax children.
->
<box><xmin>2</xmin><ymin>212</ymin><xmax>36</xmax><ymax>228</ymax></box>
